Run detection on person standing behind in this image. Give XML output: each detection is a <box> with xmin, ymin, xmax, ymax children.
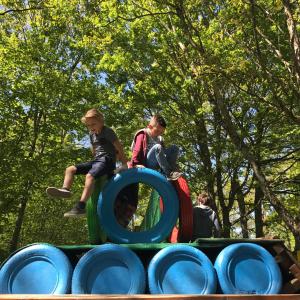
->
<box><xmin>129</xmin><ymin>114</ymin><xmax>181</xmax><ymax>181</ymax></box>
<box><xmin>192</xmin><ymin>192</ymin><xmax>221</xmax><ymax>239</ymax></box>
<box><xmin>46</xmin><ymin>108</ymin><xmax>128</xmax><ymax>217</ymax></box>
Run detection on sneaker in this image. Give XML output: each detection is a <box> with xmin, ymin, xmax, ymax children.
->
<box><xmin>46</xmin><ymin>187</ymin><xmax>72</xmax><ymax>198</ymax></box>
<box><xmin>64</xmin><ymin>205</ymin><xmax>86</xmax><ymax>217</ymax></box>
<box><xmin>167</xmin><ymin>171</ymin><xmax>182</xmax><ymax>181</ymax></box>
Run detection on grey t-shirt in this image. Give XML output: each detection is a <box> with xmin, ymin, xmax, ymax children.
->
<box><xmin>89</xmin><ymin>126</ymin><xmax>117</xmax><ymax>162</ymax></box>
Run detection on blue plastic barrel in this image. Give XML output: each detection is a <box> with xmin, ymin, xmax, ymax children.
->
<box><xmin>0</xmin><ymin>243</ymin><xmax>72</xmax><ymax>294</ymax></box>
<box><xmin>214</xmin><ymin>243</ymin><xmax>282</xmax><ymax>294</ymax></box>
<box><xmin>148</xmin><ymin>245</ymin><xmax>217</xmax><ymax>294</ymax></box>
<box><xmin>72</xmin><ymin>244</ymin><xmax>146</xmax><ymax>294</ymax></box>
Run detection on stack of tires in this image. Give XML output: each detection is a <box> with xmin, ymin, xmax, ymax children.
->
<box><xmin>0</xmin><ymin>169</ymin><xmax>282</xmax><ymax>295</ymax></box>
<box><xmin>0</xmin><ymin>242</ymin><xmax>283</xmax><ymax>295</ymax></box>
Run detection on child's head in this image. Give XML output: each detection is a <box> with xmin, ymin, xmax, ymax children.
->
<box><xmin>148</xmin><ymin>114</ymin><xmax>167</xmax><ymax>137</ymax></box>
<box><xmin>197</xmin><ymin>193</ymin><xmax>209</xmax><ymax>205</ymax></box>
<box><xmin>81</xmin><ymin>108</ymin><xmax>104</xmax><ymax>134</ymax></box>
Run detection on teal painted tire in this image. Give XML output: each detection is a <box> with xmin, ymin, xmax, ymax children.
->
<box><xmin>148</xmin><ymin>245</ymin><xmax>217</xmax><ymax>294</ymax></box>
<box><xmin>214</xmin><ymin>243</ymin><xmax>282</xmax><ymax>294</ymax></box>
<box><xmin>72</xmin><ymin>244</ymin><xmax>145</xmax><ymax>294</ymax></box>
<box><xmin>0</xmin><ymin>244</ymin><xmax>72</xmax><ymax>294</ymax></box>
<box><xmin>98</xmin><ymin>168</ymin><xmax>179</xmax><ymax>243</ymax></box>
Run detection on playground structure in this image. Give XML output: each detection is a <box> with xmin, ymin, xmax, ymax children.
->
<box><xmin>0</xmin><ymin>168</ymin><xmax>300</xmax><ymax>298</ymax></box>
<box><xmin>87</xmin><ymin>168</ymin><xmax>192</xmax><ymax>244</ymax></box>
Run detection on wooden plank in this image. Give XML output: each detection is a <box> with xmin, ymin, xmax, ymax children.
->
<box><xmin>273</xmin><ymin>246</ymin><xmax>300</xmax><ymax>268</ymax></box>
<box><xmin>282</xmin><ymin>278</ymin><xmax>300</xmax><ymax>294</ymax></box>
<box><xmin>289</xmin><ymin>264</ymin><xmax>300</xmax><ymax>280</ymax></box>
<box><xmin>0</xmin><ymin>295</ymin><xmax>300</xmax><ymax>300</ymax></box>
<box><xmin>273</xmin><ymin>244</ymin><xmax>300</xmax><ymax>280</ymax></box>
<box><xmin>273</xmin><ymin>245</ymin><xmax>286</xmax><ymax>255</ymax></box>
<box><xmin>291</xmin><ymin>278</ymin><xmax>300</xmax><ymax>289</ymax></box>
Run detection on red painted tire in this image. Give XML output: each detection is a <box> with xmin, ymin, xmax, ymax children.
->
<box><xmin>171</xmin><ymin>177</ymin><xmax>193</xmax><ymax>242</ymax></box>
<box><xmin>169</xmin><ymin>226</ymin><xmax>179</xmax><ymax>243</ymax></box>
<box><xmin>160</xmin><ymin>177</ymin><xmax>193</xmax><ymax>242</ymax></box>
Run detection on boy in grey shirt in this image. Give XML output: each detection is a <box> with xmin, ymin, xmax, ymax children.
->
<box><xmin>47</xmin><ymin>108</ymin><xmax>127</xmax><ymax>217</ymax></box>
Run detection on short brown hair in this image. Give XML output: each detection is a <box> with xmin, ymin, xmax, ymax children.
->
<box><xmin>197</xmin><ymin>193</ymin><xmax>209</xmax><ymax>205</ymax></box>
<box><xmin>149</xmin><ymin>114</ymin><xmax>167</xmax><ymax>128</ymax></box>
<box><xmin>81</xmin><ymin>108</ymin><xmax>104</xmax><ymax>124</ymax></box>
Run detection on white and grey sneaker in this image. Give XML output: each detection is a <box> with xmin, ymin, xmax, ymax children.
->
<box><xmin>46</xmin><ymin>187</ymin><xmax>72</xmax><ymax>198</ymax></box>
<box><xmin>167</xmin><ymin>171</ymin><xmax>182</xmax><ymax>181</ymax></box>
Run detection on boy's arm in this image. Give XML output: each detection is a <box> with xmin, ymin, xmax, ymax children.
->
<box><xmin>131</xmin><ymin>132</ymin><xmax>145</xmax><ymax>167</ymax></box>
<box><xmin>91</xmin><ymin>146</ymin><xmax>95</xmax><ymax>157</ymax></box>
<box><xmin>113</xmin><ymin>139</ymin><xmax>128</xmax><ymax>166</ymax></box>
<box><xmin>212</xmin><ymin>211</ymin><xmax>222</xmax><ymax>238</ymax></box>
<box><xmin>160</xmin><ymin>136</ymin><xmax>165</xmax><ymax>148</ymax></box>
<box><xmin>89</xmin><ymin>134</ymin><xmax>95</xmax><ymax>157</ymax></box>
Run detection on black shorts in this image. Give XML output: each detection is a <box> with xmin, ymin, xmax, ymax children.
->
<box><xmin>75</xmin><ymin>156</ymin><xmax>115</xmax><ymax>179</ymax></box>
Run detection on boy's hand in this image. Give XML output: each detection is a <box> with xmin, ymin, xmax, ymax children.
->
<box><xmin>135</xmin><ymin>164</ymin><xmax>145</xmax><ymax>168</ymax></box>
<box><xmin>114</xmin><ymin>164</ymin><xmax>128</xmax><ymax>174</ymax></box>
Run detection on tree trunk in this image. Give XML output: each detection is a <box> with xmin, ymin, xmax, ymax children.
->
<box><xmin>9</xmin><ymin>181</ymin><xmax>32</xmax><ymax>252</ymax></box>
<box><xmin>221</xmin><ymin>207</ymin><xmax>231</xmax><ymax>238</ymax></box>
<box><xmin>194</xmin><ymin>118</ymin><xmax>216</xmax><ymax>205</ymax></box>
<box><xmin>294</xmin><ymin>222</ymin><xmax>300</xmax><ymax>251</ymax></box>
<box><xmin>235</xmin><ymin>180</ymin><xmax>249</xmax><ymax>238</ymax></box>
<box><xmin>212</xmin><ymin>90</ymin><xmax>300</xmax><ymax>242</ymax></box>
<box><xmin>216</xmin><ymin>156</ymin><xmax>233</xmax><ymax>238</ymax></box>
<box><xmin>282</xmin><ymin>0</ymin><xmax>300</xmax><ymax>82</ymax></box>
<box><xmin>9</xmin><ymin>108</ymin><xmax>42</xmax><ymax>252</ymax></box>
<box><xmin>254</xmin><ymin>184</ymin><xmax>264</xmax><ymax>237</ymax></box>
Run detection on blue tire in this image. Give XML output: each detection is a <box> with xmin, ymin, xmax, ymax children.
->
<box><xmin>0</xmin><ymin>244</ymin><xmax>72</xmax><ymax>294</ymax></box>
<box><xmin>214</xmin><ymin>243</ymin><xmax>282</xmax><ymax>294</ymax></box>
<box><xmin>72</xmin><ymin>244</ymin><xmax>146</xmax><ymax>294</ymax></box>
<box><xmin>148</xmin><ymin>245</ymin><xmax>217</xmax><ymax>294</ymax></box>
<box><xmin>98</xmin><ymin>168</ymin><xmax>179</xmax><ymax>243</ymax></box>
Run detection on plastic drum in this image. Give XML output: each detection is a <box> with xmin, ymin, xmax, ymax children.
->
<box><xmin>98</xmin><ymin>168</ymin><xmax>179</xmax><ymax>243</ymax></box>
<box><xmin>72</xmin><ymin>244</ymin><xmax>146</xmax><ymax>294</ymax></box>
<box><xmin>214</xmin><ymin>243</ymin><xmax>282</xmax><ymax>294</ymax></box>
<box><xmin>148</xmin><ymin>245</ymin><xmax>217</xmax><ymax>294</ymax></box>
<box><xmin>0</xmin><ymin>243</ymin><xmax>72</xmax><ymax>294</ymax></box>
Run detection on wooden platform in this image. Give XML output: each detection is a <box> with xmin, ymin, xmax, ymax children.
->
<box><xmin>0</xmin><ymin>294</ymin><xmax>300</xmax><ymax>300</ymax></box>
<box><xmin>58</xmin><ymin>238</ymin><xmax>300</xmax><ymax>295</ymax></box>
<box><xmin>1</xmin><ymin>239</ymin><xmax>299</xmax><ymax>298</ymax></box>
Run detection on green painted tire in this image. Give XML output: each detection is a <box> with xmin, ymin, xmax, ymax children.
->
<box><xmin>86</xmin><ymin>176</ymin><xmax>108</xmax><ymax>244</ymax></box>
<box><xmin>140</xmin><ymin>189</ymin><xmax>161</xmax><ymax>231</ymax></box>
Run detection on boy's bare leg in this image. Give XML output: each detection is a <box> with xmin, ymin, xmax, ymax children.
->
<box><xmin>46</xmin><ymin>166</ymin><xmax>76</xmax><ymax>198</ymax></box>
<box><xmin>62</xmin><ymin>165</ymin><xmax>77</xmax><ymax>190</ymax></box>
<box><xmin>64</xmin><ymin>173</ymin><xmax>95</xmax><ymax>217</ymax></box>
<box><xmin>79</xmin><ymin>173</ymin><xmax>95</xmax><ymax>203</ymax></box>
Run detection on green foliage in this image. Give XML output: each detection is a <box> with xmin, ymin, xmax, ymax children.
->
<box><xmin>0</xmin><ymin>0</ymin><xmax>299</xmax><ymax>263</ymax></box>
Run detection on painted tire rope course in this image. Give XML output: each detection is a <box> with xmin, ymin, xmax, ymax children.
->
<box><xmin>0</xmin><ymin>243</ymin><xmax>72</xmax><ymax>294</ymax></box>
<box><xmin>98</xmin><ymin>168</ymin><xmax>179</xmax><ymax>243</ymax></box>
<box><xmin>71</xmin><ymin>244</ymin><xmax>146</xmax><ymax>294</ymax></box>
<box><xmin>214</xmin><ymin>243</ymin><xmax>283</xmax><ymax>294</ymax></box>
<box><xmin>148</xmin><ymin>244</ymin><xmax>217</xmax><ymax>294</ymax></box>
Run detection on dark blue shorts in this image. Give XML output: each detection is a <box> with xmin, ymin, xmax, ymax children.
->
<box><xmin>75</xmin><ymin>156</ymin><xmax>115</xmax><ymax>179</ymax></box>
